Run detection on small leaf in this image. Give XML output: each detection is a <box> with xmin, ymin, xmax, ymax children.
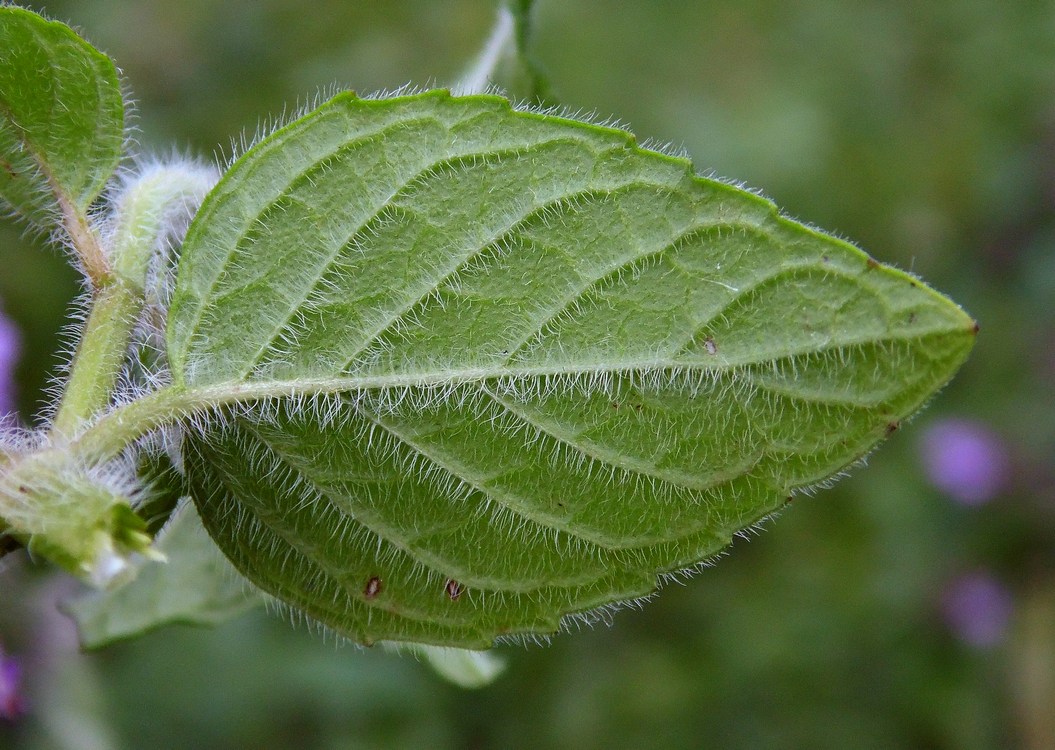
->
<box><xmin>0</xmin><ymin>6</ymin><xmax>124</xmax><ymax>229</ymax></box>
<box><xmin>64</xmin><ymin>501</ymin><xmax>260</xmax><ymax>649</ymax></box>
<box><xmin>168</xmin><ymin>91</ymin><xmax>976</xmax><ymax>647</ymax></box>
<box><xmin>455</xmin><ymin>1</ymin><xmax>551</xmax><ymax>102</ymax></box>
<box><xmin>389</xmin><ymin>644</ymin><xmax>506</xmax><ymax>689</ymax></box>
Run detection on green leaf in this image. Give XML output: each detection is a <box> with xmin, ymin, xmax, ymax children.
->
<box><xmin>0</xmin><ymin>6</ymin><xmax>124</xmax><ymax>229</ymax></box>
<box><xmin>134</xmin><ymin>449</ymin><xmax>190</xmax><ymax>536</ymax></box>
<box><xmin>64</xmin><ymin>501</ymin><xmax>261</xmax><ymax>649</ymax></box>
<box><xmin>167</xmin><ymin>90</ymin><xmax>976</xmax><ymax>648</ymax></box>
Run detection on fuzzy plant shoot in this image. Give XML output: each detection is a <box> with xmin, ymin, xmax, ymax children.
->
<box><xmin>0</xmin><ymin>3</ymin><xmax>976</xmax><ymax>662</ymax></box>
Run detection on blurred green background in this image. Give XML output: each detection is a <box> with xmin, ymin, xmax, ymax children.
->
<box><xmin>1</xmin><ymin>0</ymin><xmax>1053</xmax><ymax>747</ymax></box>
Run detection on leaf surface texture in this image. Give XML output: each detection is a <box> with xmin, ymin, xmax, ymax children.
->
<box><xmin>0</xmin><ymin>7</ymin><xmax>123</xmax><ymax>227</ymax></box>
<box><xmin>169</xmin><ymin>91</ymin><xmax>975</xmax><ymax>647</ymax></box>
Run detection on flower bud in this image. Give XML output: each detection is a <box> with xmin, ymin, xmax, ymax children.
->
<box><xmin>0</xmin><ymin>448</ymin><xmax>158</xmax><ymax>588</ymax></box>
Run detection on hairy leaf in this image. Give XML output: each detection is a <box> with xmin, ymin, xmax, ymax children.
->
<box><xmin>0</xmin><ymin>7</ymin><xmax>124</xmax><ymax>229</ymax></box>
<box><xmin>168</xmin><ymin>90</ymin><xmax>976</xmax><ymax>647</ymax></box>
<box><xmin>64</xmin><ymin>502</ymin><xmax>260</xmax><ymax>649</ymax></box>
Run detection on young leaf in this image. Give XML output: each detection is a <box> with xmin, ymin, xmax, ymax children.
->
<box><xmin>0</xmin><ymin>7</ymin><xmax>124</xmax><ymax>234</ymax></box>
<box><xmin>166</xmin><ymin>90</ymin><xmax>976</xmax><ymax>648</ymax></box>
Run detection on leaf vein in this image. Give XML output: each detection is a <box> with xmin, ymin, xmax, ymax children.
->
<box><xmin>230</xmin><ymin>140</ymin><xmax>602</xmax><ymax>378</ymax></box>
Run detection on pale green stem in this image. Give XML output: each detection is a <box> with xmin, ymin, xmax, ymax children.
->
<box><xmin>51</xmin><ymin>281</ymin><xmax>141</xmax><ymax>436</ymax></box>
<box><xmin>69</xmin><ymin>380</ymin><xmax>292</xmax><ymax>464</ymax></box>
<box><xmin>67</xmin><ymin>359</ymin><xmax>723</xmax><ymax>464</ymax></box>
<box><xmin>1</xmin><ymin>164</ymin><xmax>216</xmax><ymax>582</ymax></box>
<box><xmin>51</xmin><ymin>163</ymin><xmax>217</xmax><ymax>437</ymax></box>
<box><xmin>70</xmin><ymin>383</ymin><xmax>190</xmax><ymax>462</ymax></box>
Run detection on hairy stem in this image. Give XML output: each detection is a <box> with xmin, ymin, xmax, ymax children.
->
<box><xmin>55</xmin><ymin>186</ymin><xmax>112</xmax><ymax>289</ymax></box>
<box><xmin>70</xmin><ymin>384</ymin><xmax>191</xmax><ymax>463</ymax></box>
<box><xmin>51</xmin><ymin>281</ymin><xmax>141</xmax><ymax>436</ymax></box>
<box><xmin>51</xmin><ymin>162</ymin><xmax>217</xmax><ymax>437</ymax></box>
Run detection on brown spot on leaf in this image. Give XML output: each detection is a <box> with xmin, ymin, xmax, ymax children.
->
<box><xmin>972</xmin><ymin>321</ymin><xmax>980</xmax><ymax>335</ymax></box>
<box><xmin>364</xmin><ymin>576</ymin><xmax>382</xmax><ymax>600</ymax></box>
<box><xmin>866</xmin><ymin>257</ymin><xmax>880</xmax><ymax>270</ymax></box>
<box><xmin>445</xmin><ymin>579</ymin><xmax>463</xmax><ymax>601</ymax></box>
<box><xmin>885</xmin><ymin>421</ymin><xmax>900</xmax><ymax>436</ymax></box>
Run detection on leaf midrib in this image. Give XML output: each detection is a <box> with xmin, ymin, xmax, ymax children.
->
<box><xmin>74</xmin><ymin>323</ymin><xmax>960</xmax><ymax>476</ymax></box>
<box><xmin>191</xmin><ymin>326</ymin><xmax>957</xmax><ymax>392</ymax></box>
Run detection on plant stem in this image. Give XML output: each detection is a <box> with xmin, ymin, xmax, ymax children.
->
<box><xmin>54</xmin><ymin>187</ymin><xmax>112</xmax><ymax>289</ymax></box>
<box><xmin>70</xmin><ymin>383</ymin><xmax>188</xmax><ymax>462</ymax></box>
<box><xmin>49</xmin><ymin>163</ymin><xmax>218</xmax><ymax>438</ymax></box>
<box><xmin>51</xmin><ymin>282</ymin><xmax>140</xmax><ymax>436</ymax></box>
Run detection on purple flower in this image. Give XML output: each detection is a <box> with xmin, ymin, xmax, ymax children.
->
<box><xmin>942</xmin><ymin>571</ymin><xmax>1013</xmax><ymax>648</ymax></box>
<box><xmin>920</xmin><ymin>418</ymin><xmax>1009</xmax><ymax>506</ymax></box>
<box><xmin>0</xmin><ymin>648</ymin><xmax>24</xmax><ymax>720</ymax></box>
<box><xmin>0</xmin><ymin>301</ymin><xmax>20</xmax><ymax>418</ymax></box>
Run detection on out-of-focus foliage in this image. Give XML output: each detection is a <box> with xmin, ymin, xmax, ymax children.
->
<box><xmin>1</xmin><ymin>0</ymin><xmax>1052</xmax><ymax>748</ymax></box>
<box><xmin>0</xmin><ymin>6</ymin><xmax>125</xmax><ymax>229</ymax></box>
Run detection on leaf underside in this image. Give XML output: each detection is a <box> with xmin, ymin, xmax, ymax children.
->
<box><xmin>0</xmin><ymin>6</ymin><xmax>124</xmax><ymax>226</ymax></box>
<box><xmin>169</xmin><ymin>90</ymin><xmax>975</xmax><ymax>648</ymax></box>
